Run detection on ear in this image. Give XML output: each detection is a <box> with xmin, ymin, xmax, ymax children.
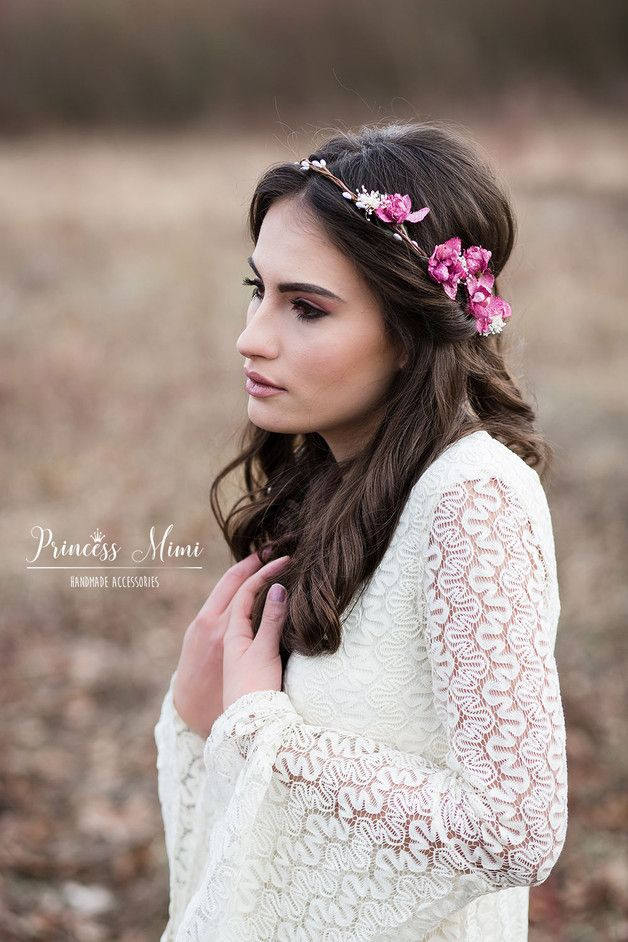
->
<box><xmin>392</xmin><ymin>336</ymin><xmax>408</xmax><ymax>371</ymax></box>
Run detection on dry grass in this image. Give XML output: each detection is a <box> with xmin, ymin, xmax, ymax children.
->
<box><xmin>1</xmin><ymin>115</ymin><xmax>627</xmax><ymax>940</ymax></box>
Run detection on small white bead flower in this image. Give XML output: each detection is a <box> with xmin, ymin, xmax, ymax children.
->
<box><xmin>476</xmin><ymin>315</ymin><xmax>505</xmax><ymax>336</ymax></box>
<box><xmin>354</xmin><ymin>185</ymin><xmax>386</xmax><ymax>216</ymax></box>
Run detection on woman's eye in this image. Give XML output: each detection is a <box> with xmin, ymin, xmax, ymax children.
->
<box><xmin>242</xmin><ymin>277</ymin><xmax>262</xmax><ymax>301</ymax></box>
<box><xmin>241</xmin><ymin>278</ymin><xmax>326</xmax><ymax>322</ymax></box>
<box><xmin>291</xmin><ymin>299</ymin><xmax>326</xmax><ymax>322</ymax></box>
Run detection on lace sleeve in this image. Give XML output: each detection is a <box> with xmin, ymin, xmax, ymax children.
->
<box><xmin>154</xmin><ymin>671</ymin><xmax>241</xmax><ymax>941</ymax></box>
<box><xmin>177</xmin><ymin>476</ymin><xmax>568</xmax><ymax>940</ymax></box>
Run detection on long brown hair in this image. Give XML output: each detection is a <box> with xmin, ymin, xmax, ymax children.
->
<box><xmin>209</xmin><ymin>120</ymin><xmax>554</xmax><ymax>669</ymax></box>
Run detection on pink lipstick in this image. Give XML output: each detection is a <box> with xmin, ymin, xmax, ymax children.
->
<box><xmin>245</xmin><ymin>377</ymin><xmax>286</xmax><ymax>398</ymax></box>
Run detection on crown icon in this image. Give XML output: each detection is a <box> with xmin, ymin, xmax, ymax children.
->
<box><xmin>91</xmin><ymin>528</ymin><xmax>104</xmax><ymax>542</ymax></box>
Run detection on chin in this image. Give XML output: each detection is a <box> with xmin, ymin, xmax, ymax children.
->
<box><xmin>247</xmin><ymin>402</ymin><xmax>295</xmax><ymax>434</ymax></box>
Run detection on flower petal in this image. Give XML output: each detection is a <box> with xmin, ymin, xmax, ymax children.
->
<box><xmin>406</xmin><ymin>207</ymin><xmax>431</xmax><ymax>222</ymax></box>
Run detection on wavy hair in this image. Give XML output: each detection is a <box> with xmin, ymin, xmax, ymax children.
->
<box><xmin>209</xmin><ymin>120</ymin><xmax>554</xmax><ymax>670</ymax></box>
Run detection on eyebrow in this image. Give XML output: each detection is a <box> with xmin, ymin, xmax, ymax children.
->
<box><xmin>247</xmin><ymin>256</ymin><xmax>345</xmax><ymax>303</ymax></box>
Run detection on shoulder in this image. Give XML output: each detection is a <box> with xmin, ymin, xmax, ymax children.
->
<box><xmin>406</xmin><ymin>429</ymin><xmax>556</xmax><ymax>553</ymax></box>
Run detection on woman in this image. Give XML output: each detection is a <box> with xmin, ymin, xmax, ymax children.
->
<box><xmin>154</xmin><ymin>121</ymin><xmax>568</xmax><ymax>941</ymax></box>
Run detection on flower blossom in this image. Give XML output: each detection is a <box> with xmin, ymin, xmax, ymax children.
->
<box><xmin>470</xmin><ymin>295</ymin><xmax>513</xmax><ymax>335</ymax></box>
<box><xmin>375</xmin><ymin>193</ymin><xmax>431</xmax><ymax>225</ymax></box>
<box><xmin>428</xmin><ymin>238</ymin><xmax>512</xmax><ymax>335</ymax></box>
<box><xmin>427</xmin><ymin>237</ymin><xmax>468</xmax><ymax>300</ymax></box>
<box><xmin>354</xmin><ymin>186</ymin><xmax>387</xmax><ymax>216</ymax></box>
<box><xmin>462</xmin><ymin>245</ymin><xmax>492</xmax><ymax>275</ymax></box>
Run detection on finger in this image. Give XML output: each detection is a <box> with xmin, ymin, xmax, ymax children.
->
<box><xmin>226</xmin><ymin>555</ymin><xmax>291</xmax><ymax>642</ymax></box>
<box><xmin>198</xmin><ymin>551</ymin><xmax>265</xmax><ymax>619</ymax></box>
<box><xmin>254</xmin><ymin>583</ymin><xmax>288</xmax><ymax>659</ymax></box>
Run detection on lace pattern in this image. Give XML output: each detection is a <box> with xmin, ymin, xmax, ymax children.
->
<box><xmin>154</xmin><ymin>673</ymin><xmax>241</xmax><ymax>941</ymax></box>
<box><xmin>154</xmin><ymin>431</ymin><xmax>568</xmax><ymax>941</ymax></box>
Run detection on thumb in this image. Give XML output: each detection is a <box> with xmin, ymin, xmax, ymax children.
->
<box><xmin>254</xmin><ymin>583</ymin><xmax>288</xmax><ymax>657</ymax></box>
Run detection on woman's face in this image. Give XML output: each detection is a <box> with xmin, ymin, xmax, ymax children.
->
<box><xmin>236</xmin><ymin>196</ymin><xmax>405</xmax><ymax>461</ymax></box>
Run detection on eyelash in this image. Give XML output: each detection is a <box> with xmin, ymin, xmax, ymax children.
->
<box><xmin>241</xmin><ymin>277</ymin><xmax>326</xmax><ymax>322</ymax></box>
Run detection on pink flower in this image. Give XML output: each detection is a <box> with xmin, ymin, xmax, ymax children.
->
<box><xmin>427</xmin><ymin>237</ymin><xmax>467</xmax><ymax>300</ymax></box>
<box><xmin>426</xmin><ymin>235</ymin><xmax>512</xmax><ymax>335</ymax></box>
<box><xmin>375</xmin><ymin>193</ymin><xmax>431</xmax><ymax>225</ymax></box>
<box><xmin>490</xmin><ymin>296</ymin><xmax>512</xmax><ymax>321</ymax></box>
<box><xmin>470</xmin><ymin>307</ymin><xmax>493</xmax><ymax>336</ymax></box>
<box><xmin>469</xmin><ymin>294</ymin><xmax>512</xmax><ymax>335</ymax></box>
<box><xmin>463</xmin><ymin>245</ymin><xmax>492</xmax><ymax>276</ymax></box>
<box><xmin>465</xmin><ymin>270</ymin><xmax>495</xmax><ymax>312</ymax></box>
<box><xmin>466</xmin><ymin>271</ymin><xmax>503</xmax><ymax>335</ymax></box>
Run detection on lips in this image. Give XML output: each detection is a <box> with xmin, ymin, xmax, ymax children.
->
<box><xmin>244</xmin><ymin>369</ymin><xmax>284</xmax><ymax>390</ymax></box>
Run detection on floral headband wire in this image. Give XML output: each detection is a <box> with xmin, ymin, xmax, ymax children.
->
<box><xmin>295</xmin><ymin>156</ymin><xmax>512</xmax><ymax>337</ymax></box>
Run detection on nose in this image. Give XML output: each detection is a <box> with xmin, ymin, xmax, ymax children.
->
<box><xmin>236</xmin><ymin>302</ymin><xmax>280</xmax><ymax>361</ymax></box>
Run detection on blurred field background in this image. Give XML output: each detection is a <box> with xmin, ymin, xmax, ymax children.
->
<box><xmin>1</xmin><ymin>1</ymin><xmax>627</xmax><ymax>940</ymax></box>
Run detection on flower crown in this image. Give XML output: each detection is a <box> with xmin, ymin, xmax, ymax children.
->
<box><xmin>296</xmin><ymin>156</ymin><xmax>512</xmax><ymax>337</ymax></box>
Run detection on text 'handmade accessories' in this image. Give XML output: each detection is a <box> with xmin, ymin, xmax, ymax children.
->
<box><xmin>296</xmin><ymin>156</ymin><xmax>512</xmax><ymax>336</ymax></box>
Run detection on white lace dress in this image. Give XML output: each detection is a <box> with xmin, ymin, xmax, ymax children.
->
<box><xmin>154</xmin><ymin>429</ymin><xmax>568</xmax><ymax>941</ymax></box>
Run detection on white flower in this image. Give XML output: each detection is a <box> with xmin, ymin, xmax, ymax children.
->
<box><xmin>487</xmin><ymin>315</ymin><xmax>505</xmax><ymax>334</ymax></box>
<box><xmin>354</xmin><ymin>186</ymin><xmax>386</xmax><ymax>215</ymax></box>
<box><xmin>477</xmin><ymin>315</ymin><xmax>505</xmax><ymax>336</ymax></box>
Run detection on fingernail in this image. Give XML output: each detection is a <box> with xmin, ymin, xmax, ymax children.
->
<box><xmin>268</xmin><ymin>583</ymin><xmax>286</xmax><ymax>602</ymax></box>
<box><xmin>260</xmin><ymin>546</ymin><xmax>272</xmax><ymax>562</ymax></box>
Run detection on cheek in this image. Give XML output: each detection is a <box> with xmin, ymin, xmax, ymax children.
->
<box><xmin>302</xmin><ymin>344</ymin><xmax>354</xmax><ymax>387</ymax></box>
<box><xmin>302</xmin><ymin>325</ymin><xmax>387</xmax><ymax>393</ymax></box>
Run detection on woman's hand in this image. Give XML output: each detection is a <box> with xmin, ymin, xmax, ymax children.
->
<box><xmin>222</xmin><ymin>557</ymin><xmax>291</xmax><ymax>713</ymax></box>
<box><xmin>172</xmin><ymin>551</ymin><xmax>290</xmax><ymax>738</ymax></box>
